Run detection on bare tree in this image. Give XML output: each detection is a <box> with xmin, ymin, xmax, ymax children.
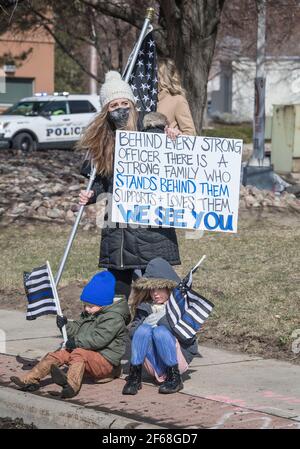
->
<box><xmin>0</xmin><ymin>1</ymin><xmax>136</xmax><ymax>84</ymax></box>
<box><xmin>81</xmin><ymin>0</ymin><xmax>226</xmax><ymax>131</ymax></box>
<box><xmin>1</xmin><ymin>0</ymin><xmax>226</xmax><ymax>131</ymax></box>
<box><xmin>214</xmin><ymin>0</ymin><xmax>300</xmax><ymax>62</ymax></box>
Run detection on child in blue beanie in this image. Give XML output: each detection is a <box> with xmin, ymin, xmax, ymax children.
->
<box><xmin>10</xmin><ymin>271</ymin><xmax>131</xmax><ymax>399</ymax></box>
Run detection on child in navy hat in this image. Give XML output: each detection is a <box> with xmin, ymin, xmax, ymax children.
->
<box><xmin>10</xmin><ymin>271</ymin><xmax>131</xmax><ymax>399</ymax></box>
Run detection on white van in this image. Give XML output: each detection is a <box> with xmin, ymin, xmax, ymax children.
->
<box><xmin>0</xmin><ymin>93</ymin><xmax>100</xmax><ymax>151</ymax></box>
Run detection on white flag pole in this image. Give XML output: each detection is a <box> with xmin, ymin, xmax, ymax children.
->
<box><xmin>191</xmin><ymin>255</ymin><xmax>207</xmax><ymax>274</ymax></box>
<box><xmin>54</xmin><ymin>164</ymin><xmax>96</xmax><ymax>288</ymax></box>
<box><xmin>47</xmin><ymin>260</ymin><xmax>68</xmax><ymax>346</ymax></box>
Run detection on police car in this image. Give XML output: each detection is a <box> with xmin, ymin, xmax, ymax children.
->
<box><xmin>0</xmin><ymin>92</ymin><xmax>100</xmax><ymax>151</ymax></box>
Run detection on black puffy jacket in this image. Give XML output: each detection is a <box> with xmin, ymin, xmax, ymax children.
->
<box><xmin>81</xmin><ymin>161</ymin><xmax>181</xmax><ymax>270</ymax></box>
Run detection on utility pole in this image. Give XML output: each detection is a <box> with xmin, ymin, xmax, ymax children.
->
<box><xmin>243</xmin><ymin>0</ymin><xmax>274</xmax><ymax>189</ymax></box>
<box><xmin>252</xmin><ymin>0</ymin><xmax>266</xmax><ymax>163</ymax></box>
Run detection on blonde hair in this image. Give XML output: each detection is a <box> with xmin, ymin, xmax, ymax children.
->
<box><xmin>129</xmin><ymin>289</ymin><xmax>152</xmax><ymax>316</ymax></box>
<box><xmin>76</xmin><ymin>101</ymin><xmax>138</xmax><ymax>176</ymax></box>
<box><xmin>158</xmin><ymin>58</ymin><xmax>186</xmax><ymax>97</ymax></box>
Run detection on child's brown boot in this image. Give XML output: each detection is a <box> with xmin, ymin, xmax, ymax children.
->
<box><xmin>10</xmin><ymin>356</ymin><xmax>57</xmax><ymax>392</ymax></box>
<box><xmin>51</xmin><ymin>362</ymin><xmax>85</xmax><ymax>399</ymax></box>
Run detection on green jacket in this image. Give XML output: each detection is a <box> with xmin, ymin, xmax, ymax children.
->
<box><xmin>65</xmin><ymin>296</ymin><xmax>131</xmax><ymax>366</ymax></box>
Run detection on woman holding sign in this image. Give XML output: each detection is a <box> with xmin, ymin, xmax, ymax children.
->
<box><xmin>157</xmin><ymin>58</ymin><xmax>196</xmax><ymax>136</ymax></box>
<box><xmin>78</xmin><ymin>71</ymin><xmax>181</xmax><ymax>299</ymax></box>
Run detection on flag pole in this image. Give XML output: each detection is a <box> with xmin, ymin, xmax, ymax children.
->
<box><xmin>55</xmin><ymin>165</ymin><xmax>96</xmax><ymax>287</ymax></box>
<box><xmin>191</xmin><ymin>255</ymin><xmax>207</xmax><ymax>273</ymax></box>
<box><xmin>47</xmin><ymin>261</ymin><xmax>68</xmax><ymax>345</ymax></box>
<box><xmin>54</xmin><ymin>7</ymin><xmax>155</xmax><ymax>288</ymax></box>
<box><xmin>122</xmin><ymin>9</ymin><xmax>155</xmax><ymax>83</ymax></box>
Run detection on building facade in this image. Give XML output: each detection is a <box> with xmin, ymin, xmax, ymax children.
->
<box><xmin>0</xmin><ymin>29</ymin><xmax>54</xmax><ymax>111</ymax></box>
<box><xmin>208</xmin><ymin>57</ymin><xmax>300</xmax><ymax>122</ymax></box>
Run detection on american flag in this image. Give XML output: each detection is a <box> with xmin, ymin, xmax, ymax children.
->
<box><xmin>166</xmin><ymin>264</ymin><xmax>214</xmax><ymax>340</ymax></box>
<box><xmin>126</xmin><ymin>31</ymin><xmax>158</xmax><ymax>116</ymax></box>
<box><xmin>24</xmin><ymin>264</ymin><xmax>57</xmax><ymax>320</ymax></box>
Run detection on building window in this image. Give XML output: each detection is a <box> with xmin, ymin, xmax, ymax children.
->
<box><xmin>0</xmin><ymin>77</ymin><xmax>33</xmax><ymax>106</ymax></box>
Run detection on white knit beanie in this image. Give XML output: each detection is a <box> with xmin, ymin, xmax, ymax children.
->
<box><xmin>99</xmin><ymin>71</ymin><xmax>135</xmax><ymax>108</ymax></box>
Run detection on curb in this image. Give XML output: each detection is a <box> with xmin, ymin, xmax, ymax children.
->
<box><xmin>0</xmin><ymin>385</ymin><xmax>164</xmax><ymax>429</ymax></box>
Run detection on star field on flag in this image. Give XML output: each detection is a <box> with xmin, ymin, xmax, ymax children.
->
<box><xmin>127</xmin><ymin>31</ymin><xmax>158</xmax><ymax>114</ymax></box>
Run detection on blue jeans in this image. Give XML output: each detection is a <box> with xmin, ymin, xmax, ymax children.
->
<box><xmin>131</xmin><ymin>324</ymin><xmax>178</xmax><ymax>377</ymax></box>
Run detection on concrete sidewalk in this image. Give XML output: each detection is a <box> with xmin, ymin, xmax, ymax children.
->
<box><xmin>0</xmin><ymin>309</ymin><xmax>300</xmax><ymax>429</ymax></box>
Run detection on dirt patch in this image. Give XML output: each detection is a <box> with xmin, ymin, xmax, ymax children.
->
<box><xmin>0</xmin><ymin>282</ymin><xmax>85</xmax><ymax>319</ymax></box>
<box><xmin>199</xmin><ymin>330</ymin><xmax>300</xmax><ymax>364</ymax></box>
<box><xmin>56</xmin><ymin>282</ymin><xmax>86</xmax><ymax>316</ymax></box>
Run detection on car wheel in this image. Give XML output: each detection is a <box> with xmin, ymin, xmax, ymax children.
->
<box><xmin>12</xmin><ymin>132</ymin><xmax>36</xmax><ymax>152</ymax></box>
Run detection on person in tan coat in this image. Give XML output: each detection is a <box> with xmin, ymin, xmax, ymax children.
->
<box><xmin>157</xmin><ymin>58</ymin><xmax>196</xmax><ymax>136</ymax></box>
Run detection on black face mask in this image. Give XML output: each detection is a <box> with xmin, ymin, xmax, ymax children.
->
<box><xmin>108</xmin><ymin>107</ymin><xmax>130</xmax><ymax>129</ymax></box>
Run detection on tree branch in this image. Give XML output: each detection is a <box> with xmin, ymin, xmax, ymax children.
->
<box><xmin>30</xmin><ymin>6</ymin><xmax>98</xmax><ymax>80</ymax></box>
<box><xmin>80</xmin><ymin>0</ymin><xmax>144</xmax><ymax>29</ymax></box>
<box><xmin>29</xmin><ymin>4</ymin><xmax>95</xmax><ymax>46</ymax></box>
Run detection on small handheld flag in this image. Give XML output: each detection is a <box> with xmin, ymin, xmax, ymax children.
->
<box><xmin>166</xmin><ymin>256</ymin><xmax>214</xmax><ymax>340</ymax></box>
<box><xmin>24</xmin><ymin>261</ymin><xmax>68</xmax><ymax>344</ymax></box>
<box><xmin>24</xmin><ymin>264</ymin><xmax>57</xmax><ymax>320</ymax></box>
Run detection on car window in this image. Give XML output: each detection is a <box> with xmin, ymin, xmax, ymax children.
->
<box><xmin>42</xmin><ymin>101</ymin><xmax>68</xmax><ymax>116</ymax></box>
<box><xmin>3</xmin><ymin>101</ymin><xmax>47</xmax><ymax>116</ymax></box>
<box><xmin>68</xmin><ymin>100</ymin><xmax>97</xmax><ymax>114</ymax></box>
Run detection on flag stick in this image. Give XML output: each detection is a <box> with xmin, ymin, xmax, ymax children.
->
<box><xmin>54</xmin><ymin>7</ymin><xmax>155</xmax><ymax>288</ymax></box>
<box><xmin>55</xmin><ymin>166</ymin><xmax>96</xmax><ymax>287</ymax></box>
<box><xmin>47</xmin><ymin>261</ymin><xmax>68</xmax><ymax>345</ymax></box>
<box><xmin>122</xmin><ymin>10</ymin><xmax>154</xmax><ymax>83</ymax></box>
<box><xmin>191</xmin><ymin>255</ymin><xmax>207</xmax><ymax>273</ymax></box>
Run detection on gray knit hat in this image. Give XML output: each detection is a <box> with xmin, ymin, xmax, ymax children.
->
<box><xmin>99</xmin><ymin>71</ymin><xmax>135</xmax><ymax>108</ymax></box>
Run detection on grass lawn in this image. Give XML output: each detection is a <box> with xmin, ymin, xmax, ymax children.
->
<box><xmin>203</xmin><ymin>123</ymin><xmax>253</xmax><ymax>143</ymax></box>
<box><xmin>0</xmin><ymin>212</ymin><xmax>299</xmax><ymax>362</ymax></box>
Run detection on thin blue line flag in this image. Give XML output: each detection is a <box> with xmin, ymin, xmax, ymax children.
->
<box><xmin>24</xmin><ymin>264</ymin><xmax>57</xmax><ymax>320</ymax></box>
<box><xmin>166</xmin><ymin>267</ymin><xmax>214</xmax><ymax>340</ymax></box>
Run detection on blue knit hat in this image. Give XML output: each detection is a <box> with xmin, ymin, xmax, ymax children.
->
<box><xmin>80</xmin><ymin>271</ymin><xmax>116</xmax><ymax>307</ymax></box>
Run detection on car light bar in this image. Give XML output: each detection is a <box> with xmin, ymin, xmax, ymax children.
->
<box><xmin>53</xmin><ymin>92</ymin><xmax>69</xmax><ymax>96</ymax></box>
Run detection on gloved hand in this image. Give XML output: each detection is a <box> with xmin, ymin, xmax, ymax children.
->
<box><xmin>144</xmin><ymin>313</ymin><xmax>159</xmax><ymax>328</ymax></box>
<box><xmin>56</xmin><ymin>315</ymin><xmax>68</xmax><ymax>330</ymax></box>
<box><xmin>65</xmin><ymin>337</ymin><xmax>77</xmax><ymax>352</ymax></box>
